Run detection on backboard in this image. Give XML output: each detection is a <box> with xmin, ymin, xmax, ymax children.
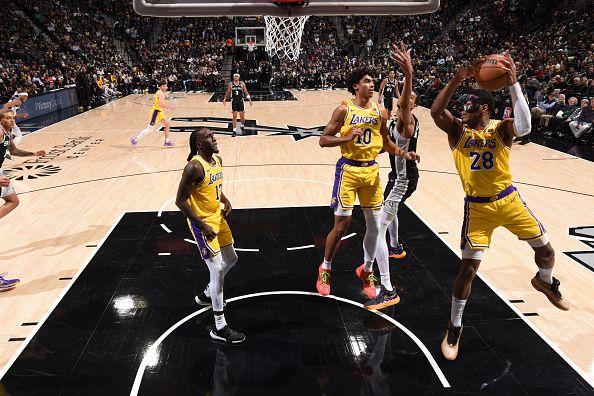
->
<box><xmin>133</xmin><ymin>0</ymin><xmax>440</xmax><ymax>17</ymax></box>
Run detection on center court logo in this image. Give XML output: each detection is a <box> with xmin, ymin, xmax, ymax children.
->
<box><xmin>168</xmin><ymin>116</ymin><xmax>325</xmax><ymax>141</ymax></box>
<box><xmin>3</xmin><ymin>164</ymin><xmax>61</xmax><ymax>180</ymax></box>
<box><xmin>565</xmin><ymin>226</ymin><xmax>594</xmax><ymax>273</ymax></box>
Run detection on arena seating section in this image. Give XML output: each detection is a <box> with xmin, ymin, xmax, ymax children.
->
<box><xmin>1</xmin><ymin>0</ymin><xmax>592</xmax><ymax>142</ymax></box>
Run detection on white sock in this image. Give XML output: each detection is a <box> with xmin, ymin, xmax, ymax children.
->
<box><xmin>538</xmin><ymin>267</ymin><xmax>553</xmax><ymax>284</ymax></box>
<box><xmin>214</xmin><ymin>313</ymin><xmax>227</xmax><ymax>330</ymax></box>
<box><xmin>362</xmin><ymin>209</ymin><xmax>381</xmax><ymax>268</ymax></box>
<box><xmin>322</xmin><ymin>258</ymin><xmax>332</xmax><ymax>270</ymax></box>
<box><xmin>450</xmin><ymin>296</ymin><xmax>467</xmax><ymax>327</ymax></box>
<box><xmin>136</xmin><ymin>126</ymin><xmax>152</xmax><ymax>140</ymax></box>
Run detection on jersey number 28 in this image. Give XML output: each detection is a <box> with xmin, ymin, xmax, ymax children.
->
<box><xmin>470</xmin><ymin>151</ymin><xmax>494</xmax><ymax>171</ymax></box>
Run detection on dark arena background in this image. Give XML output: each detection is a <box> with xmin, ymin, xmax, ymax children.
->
<box><xmin>1</xmin><ymin>0</ymin><xmax>594</xmax><ymax>395</ymax></box>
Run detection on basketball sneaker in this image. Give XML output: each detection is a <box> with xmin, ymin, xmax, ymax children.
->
<box><xmin>531</xmin><ymin>273</ymin><xmax>569</xmax><ymax>311</ymax></box>
<box><xmin>441</xmin><ymin>321</ymin><xmax>463</xmax><ymax>361</ymax></box>
<box><xmin>364</xmin><ymin>285</ymin><xmax>400</xmax><ymax>310</ymax></box>
<box><xmin>316</xmin><ymin>264</ymin><xmax>331</xmax><ymax>296</ymax></box>
<box><xmin>130</xmin><ymin>138</ymin><xmax>138</xmax><ymax>146</ymax></box>
<box><xmin>163</xmin><ymin>140</ymin><xmax>174</xmax><ymax>147</ymax></box>
<box><xmin>210</xmin><ymin>326</ymin><xmax>246</xmax><ymax>344</ymax></box>
<box><xmin>0</xmin><ymin>273</ymin><xmax>20</xmax><ymax>291</ymax></box>
<box><xmin>388</xmin><ymin>243</ymin><xmax>407</xmax><ymax>259</ymax></box>
<box><xmin>195</xmin><ymin>292</ymin><xmax>227</xmax><ymax>307</ymax></box>
<box><xmin>356</xmin><ymin>264</ymin><xmax>377</xmax><ymax>299</ymax></box>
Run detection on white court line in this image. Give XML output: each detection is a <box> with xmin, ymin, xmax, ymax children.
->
<box><xmin>341</xmin><ymin>232</ymin><xmax>357</xmax><ymax>241</ymax></box>
<box><xmin>160</xmin><ymin>224</ymin><xmax>172</xmax><ymax>233</ymax></box>
<box><xmin>158</xmin><ymin>197</ymin><xmax>175</xmax><ymax>217</ymax></box>
<box><xmin>287</xmin><ymin>244</ymin><xmax>315</xmax><ymax>251</ymax></box>
<box><xmin>129</xmin><ymin>291</ymin><xmax>450</xmax><ymax>395</ymax></box>
<box><xmin>0</xmin><ymin>212</ymin><xmax>126</xmax><ymax>380</ymax></box>
<box><xmin>405</xmin><ymin>203</ymin><xmax>594</xmax><ymax>389</ymax></box>
<box><xmin>184</xmin><ymin>238</ymin><xmax>197</xmax><ymax>245</ymax></box>
<box><xmin>158</xmin><ymin>253</ymin><xmax>171</xmax><ymax>256</ymax></box>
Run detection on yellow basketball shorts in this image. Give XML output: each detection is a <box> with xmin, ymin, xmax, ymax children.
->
<box><xmin>188</xmin><ymin>214</ymin><xmax>234</xmax><ymax>259</ymax></box>
<box><xmin>149</xmin><ymin>109</ymin><xmax>166</xmax><ymax>126</ymax></box>
<box><xmin>461</xmin><ymin>190</ymin><xmax>546</xmax><ymax>250</ymax></box>
<box><xmin>330</xmin><ymin>157</ymin><xmax>383</xmax><ymax>211</ymax></box>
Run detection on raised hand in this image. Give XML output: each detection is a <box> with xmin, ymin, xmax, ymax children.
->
<box><xmin>389</xmin><ymin>42</ymin><xmax>413</xmax><ymax>76</ymax></box>
<box><xmin>500</xmin><ymin>51</ymin><xmax>517</xmax><ymax>86</ymax></box>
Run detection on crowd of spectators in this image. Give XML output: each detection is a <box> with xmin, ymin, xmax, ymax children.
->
<box><xmin>139</xmin><ymin>17</ymin><xmax>234</xmax><ymax>92</ymax></box>
<box><xmin>2</xmin><ymin>0</ymin><xmax>593</xmax><ymax>144</ymax></box>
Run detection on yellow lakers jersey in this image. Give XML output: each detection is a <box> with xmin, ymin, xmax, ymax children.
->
<box><xmin>187</xmin><ymin>155</ymin><xmax>223</xmax><ymax>218</ymax></box>
<box><xmin>339</xmin><ymin>99</ymin><xmax>383</xmax><ymax>162</ymax></box>
<box><xmin>452</xmin><ymin>119</ymin><xmax>512</xmax><ymax>197</ymax></box>
<box><xmin>152</xmin><ymin>91</ymin><xmax>163</xmax><ymax>111</ymax></box>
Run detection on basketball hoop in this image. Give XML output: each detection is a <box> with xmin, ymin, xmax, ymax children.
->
<box><xmin>247</xmin><ymin>41</ymin><xmax>256</xmax><ymax>52</ymax></box>
<box><xmin>265</xmin><ymin>0</ymin><xmax>310</xmax><ymax>61</ymax></box>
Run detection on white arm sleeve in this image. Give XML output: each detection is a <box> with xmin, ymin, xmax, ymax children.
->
<box><xmin>509</xmin><ymin>82</ymin><xmax>531</xmax><ymax>136</ymax></box>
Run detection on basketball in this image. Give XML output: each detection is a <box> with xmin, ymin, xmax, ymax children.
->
<box><xmin>474</xmin><ymin>54</ymin><xmax>509</xmax><ymax>91</ymax></box>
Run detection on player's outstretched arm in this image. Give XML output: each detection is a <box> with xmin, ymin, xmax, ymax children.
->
<box><xmin>8</xmin><ymin>138</ymin><xmax>45</xmax><ymax>157</ymax></box>
<box><xmin>497</xmin><ymin>51</ymin><xmax>531</xmax><ymax>144</ymax></box>
<box><xmin>175</xmin><ymin>161</ymin><xmax>216</xmax><ymax>239</ymax></box>
<box><xmin>391</xmin><ymin>42</ymin><xmax>414</xmax><ymax>138</ymax></box>
<box><xmin>430</xmin><ymin>63</ymin><xmax>478</xmax><ymax>147</ymax></box>
<box><xmin>319</xmin><ymin>104</ymin><xmax>361</xmax><ymax>147</ymax></box>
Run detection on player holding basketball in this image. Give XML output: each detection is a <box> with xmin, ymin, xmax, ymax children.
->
<box><xmin>223</xmin><ymin>73</ymin><xmax>252</xmax><ymax>137</ymax></box>
<box><xmin>430</xmin><ymin>51</ymin><xmax>569</xmax><ymax>361</ymax></box>
<box><xmin>316</xmin><ymin>42</ymin><xmax>419</xmax><ymax>307</ymax></box>
<box><xmin>131</xmin><ymin>80</ymin><xmax>174</xmax><ymax>147</ymax></box>
<box><xmin>176</xmin><ymin>127</ymin><xmax>244</xmax><ymax>344</ymax></box>
<box><xmin>378</xmin><ymin>69</ymin><xmax>398</xmax><ymax>115</ymax></box>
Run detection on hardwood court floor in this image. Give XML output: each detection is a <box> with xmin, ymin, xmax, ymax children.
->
<box><xmin>0</xmin><ymin>91</ymin><xmax>593</xmax><ymax>387</ymax></box>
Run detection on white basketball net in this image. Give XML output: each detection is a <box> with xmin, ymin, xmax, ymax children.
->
<box><xmin>264</xmin><ymin>15</ymin><xmax>310</xmax><ymax>61</ymax></box>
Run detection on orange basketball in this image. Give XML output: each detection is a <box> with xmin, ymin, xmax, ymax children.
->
<box><xmin>475</xmin><ymin>54</ymin><xmax>509</xmax><ymax>91</ymax></box>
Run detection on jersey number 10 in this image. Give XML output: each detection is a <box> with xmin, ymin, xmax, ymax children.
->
<box><xmin>355</xmin><ymin>128</ymin><xmax>373</xmax><ymax>146</ymax></box>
